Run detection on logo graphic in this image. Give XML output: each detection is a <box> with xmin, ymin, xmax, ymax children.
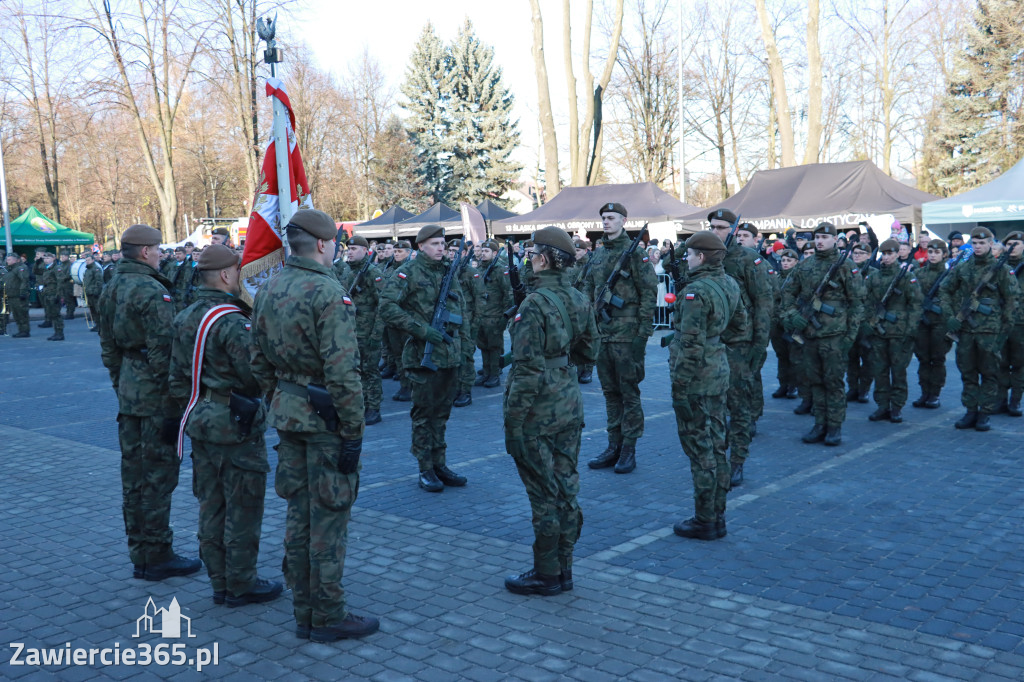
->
<box><xmin>962</xmin><ymin>205</ymin><xmax>974</xmax><ymax>218</ymax></box>
<box><xmin>30</xmin><ymin>217</ymin><xmax>57</xmax><ymax>233</ymax></box>
<box><xmin>134</xmin><ymin>598</ymin><xmax>195</xmax><ymax>638</ymax></box>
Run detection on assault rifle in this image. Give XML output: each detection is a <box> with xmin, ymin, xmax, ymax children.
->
<box><xmin>946</xmin><ymin>250</ymin><xmax>1010</xmax><ymax>342</ymax></box>
<box><xmin>722</xmin><ymin>214</ymin><xmax>743</xmax><ymax>249</ymax></box>
<box><xmin>347</xmin><ymin>251</ymin><xmax>377</xmax><ymax>296</ymax></box>
<box><xmin>504</xmin><ymin>240</ymin><xmax>528</xmax><ymax>317</ymax></box>
<box><xmin>920</xmin><ymin>252</ymin><xmax>966</xmax><ymax>326</ymax></box>
<box><xmin>573</xmin><ymin>252</ymin><xmax>595</xmax><ymax>290</ymax></box>
<box><xmin>482</xmin><ymin>246</ymin><xmax>503</xmax><ymax>283</ymax></box>
<box><xmin>663</xmin><ymin>240</ymin><xmax>685</xmax><ymax>290</ymax></box>
<box><xmin>870</xmin><ymin>262</ymin><xmax>912</xmax><ymax>336</ymax></box>
<box><xmin>458</xmin><ymin>241</ymin><xmax>476</xmax><ymax>273</ymax></box>
<box><xmin>791</xmin><ymin>240</ymin><xmax>856</xmax><ymax>345</ymax></box>
<box><xmin>420</xmin><ymin>236</ymin><xmax>466</xmax><ymax>371</ymax></box>
<box><xmin>593</xmin><ymin>223</ymin><xmax>648</xmax><ymax>323</ymax></box>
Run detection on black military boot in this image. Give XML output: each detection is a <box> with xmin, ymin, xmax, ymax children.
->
<box><xmin>993</xmin><ymin>397</ymin><xmax>1009</xmax><ymax>415</ymax></box>
<box><xmin>559</xmin><ymin>567</ymin><xmax>573</xmax><ymax>591</ymax></box>
<box><xmin>483</xmin><ymin>375</ymin><xmax>501</xmax><ymax>388</ymax></box>
<box><xmin>954</xmin><ymin>411</ymin><xmax>978</xmax><ymax>429</ymax></box>
<box><xmin>802</xmin><ymin>423</ymin><xmax>827</xmax><ymax>443</ymax></box>
<box><xmin>364</xmin><ymin>409</ymin><xmax>382</xmax><ymax>426</ymax></box>
<box><xmin>912</xmin><ymin>394</ymin><xmax>929</xmax><ymax>408</ymax></box>
<box><xmin>974</xmin><ymin>413</ymin><xmax>992</xmax><ymax>432</ymax></box>
<box><xmin>39</xmin><ymin>320</ymin><xmax>52</xmax><ymax>328</ymax></box>
<box><xmin>588</xmin><ymin>440</ymin><xmax>622</xmax><ymax>469</ymax></box>
<box><xmin>824</xmin><ymin>426</ymin><xmax>842</xmax><ymax>446</ymax></box>
<box><xmin>473</xmin><ymin>373</ymin><xmax>488</xmax><ymax>387</ymax></box>
<box><xmin>613</xmin><ymin>444</ymin><xmax>636</xmax><ymax>474</ymax></box>
<box><xmin>418</xmin><ymin>469</ymin><xmax>444</xmax><ymax>492</ymax></box>
<box><xmin>47</xmin><ymin>332</ymin><xmax>65</xmax><ymax>341</ymax></box>
<box><xmin>889</xmin><ymin>407</ymin><xmax>903</xmax><ymax>423</ymax></box>
<box><xmin>453</xmin><ymin>392</ymin><xmax>472</xmax><ymax>407</ymax></box>
<box><xmin>673</xmin><ymin>517</ymin><xmax>717</xmax><ymax>541</ymax></box>
<box><xmin>504</xmin><ymin>568</ymin><xmax>561</xmax><ymax>596</ymax></box>
<box><xmin>772</xmin><ymin>385</ymin><xmax>788</xmax><ymax>399</ymax></box>
<box><xmin>144</xmin><ymin>554</ymin><xmax>202</xmax><ymax>581</ymax></box>
<box><xmin>730</xmin><ymin>462</ymin><xmax>743</xmax><ymax>487</ymax></box>
<box><xmin>868</xmin><ymin>406</ymin><xmax>891</xmax><ymax>422</ymax></box>
<box><xmin>924</xmin><ymin>393</ymin><xmax>941</xmax><ymax>409</ymax></box>
<box><xmin>226</xmin><ymin>578</ymin><xmax>284</xmax><ymax>607</ymax></box>
<box><xmin>380</xmin><ymin>366</ymin><xmax>395</xmax><ymax>379</ymax></box>
<box><xmin>845</xmin><ymin>388</ymin><xmax>858</xmax><ymax>402</ymax></box>
<box><xmin>310</xmin><ymin>614</ymin><xmax>380</xmax><ymax>641</ymax></box>
<box><xmin>13</xmin><ymin>331</ymin><xmax>30</xmax><ymax>338</ymax></box>
<box><xmin>1008</xmin><ymin>394</ymin><xmax>1023</xmax><ymax>417</ymax></box>
<box><xmin>785</xmin><ymin>386</ymin><xmax>799</xmax><ymax>399</ymax></box>
<box><xmin>577</xmin><ymin>367</ymin><xmax>593</xmax><ymax>384</ymax></box>
<box><xmin>794</xmin><ymin>398</ymin><xmax>813</xmax><ymax>415</ymax></box>
<box><xmin>716</xmin><ymin>514</ymin><xmax>728</xmax><ymax>539</ymax></box>
<box><xmin>856</xmin><ymin>390</ymin><xmax>870</xmax><ymax>403</ymax></box>
<box><xmin>392</xmin><ymin>386</ymin><xmax>411</xmax><ymax>402</ymax></box>
<box><xmin>434</xmin><ymin>465</ymin><xmax>467</xmax><ymax>487</ymax></box>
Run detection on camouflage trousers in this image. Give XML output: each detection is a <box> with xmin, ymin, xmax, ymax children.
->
<box><xmin>725</xmin><ymin>342</ymin><xmax>756</xmax><ymax>466</ymax></box>
<box><xmin>914</xmin><ymin>321</ymin><xmax>952</xmax><ymax>396</ymax></box>
<box><xmin>118</xmin><ymin>414</ymin><xmax>178</xmax><ymax>566</ymax></box>
<box><xmin>408</xmin><ymin>367</ymin><xmax>458</xmax><ymax>470</ymax></box>
<box><xmin>43</xmin><ymin>293</ymin><xmax>64</xmax><ymax>333</ymax></box>
<box><xmin>752</xmin><ymin>344</ymin><xmax>767</xmax><ymax>418</ymax></box>
<box><xmin>955</xmin><ymin>332</ymin><xmax>1004</xmax><ymax>413</ymax></box>
<box><xmin>596</xmin><ymin>340</ymin><xmax>646</xmax><ymax>444</ymax></box>
<box><xmin>358</xmin><ymin>336</ymin><xmax>383</xmax><ymax>411</ymax></box>
<box><xmin>7</xmin><ymin>297</ymin><xmax>29</xmax><ymax>334</ymax></box>
<box><xmin>511</xmin><ymin>426</ymin><xmax>583</xmax><ymax>576</ymax></box>
<box><xmin>385</xmin><ymin>326</ymin><xmax>410</xmax><ymax>391</ymax></box>
<box><xmin>672</xmin><ymin>391</ymin><xmax>729</xmax><ymax>523</ymax></box>
<box><xmin>804</xmin><ymin>336</ymin><xmax>849</xmax><ymax>427</ymax></box>
<box><xmin>275</xmin><ymin>430</ymin><xmax>360</xmax><ymax>629</ymax></box>
<box><xmin>477</xmin><ymin>316</ymin><xmax>505</xmax><ymax>377</ymax></box>
<box><xmin>191</xmin><ymin>438</ymin><xmax>269</xmax><ymax>597</ymax></box>
<box><xmin>847</xmin><ymin>333</ymin><xmax>872</xmax><ymax>395</ymax></box>
<box><xmin>868</xmin><ymin>336</ymin><xmax>914</xmax><ymax>409</ymax></box>
<box><xmin>771</xmin><ymin>331</ymin><xmax>799</xmax><ymax>388</ymax></box>
<box><xmin>998</xmin><ymin>325</ymin><xmax>1024</xmax><ymax>398</ymax></box>
<box><xmin>60</xmin><ymin>286</ymin><xmax>76</xmax><ymax>316</ymax></box>
<box><xmin>459</xmin><ymin>321</ymin><xmax>477</xmax><ymax>394</ymax></box>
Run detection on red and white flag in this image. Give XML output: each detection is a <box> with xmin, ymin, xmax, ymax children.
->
<box><xmin>239</xmin><ymin>77</ymin><xmax>313</xmax><ymax>302</ymax></box>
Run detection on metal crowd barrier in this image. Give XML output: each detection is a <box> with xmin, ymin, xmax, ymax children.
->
<box><xmin>654</xmin><ymin>273</ymin><xmax>674</xmax><ymax>329</ymax></box>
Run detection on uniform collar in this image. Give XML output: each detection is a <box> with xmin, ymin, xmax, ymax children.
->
<box><xmin>285</xmin><ymin>254</ymin><xmax>334</xmax><ymax>277</ymax></box>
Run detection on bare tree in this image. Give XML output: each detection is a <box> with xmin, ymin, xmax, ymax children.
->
<box><xmin>754</xmin><ymin>0</ymin><xmax>795</xmax><ymax>167</ymax></box>
<box><xmin>528</xmin><ymin>0</ymin><xmax>561</xmax><ymax>198</ymax></box>
<box><xmin>803</xmin><ymin>0</ymin><xmax>823</xmax><ymax>164</ymax></box>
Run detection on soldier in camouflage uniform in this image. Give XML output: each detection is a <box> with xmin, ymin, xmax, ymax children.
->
<box><xmin>344</xmin><ymin>236</ymin><xmax>385</xmax><ymax>425</ymax></box>
<box><xmin>863</xmin><ymin>239</ymin><xmax>923</xmax><ymax>423</ymax></box>
<box><xmin>167</xmin><ymin>244</ymin><xmax>282</xmax><ymax>607</ymax></box>
<box><xmin>912</xmin><ymin>239</ymin><xmax>953</xmax><ymax>409</ymax></box>
<box><xmin>939</xmin><ymin>226</ymin><xmax>1021</xmax><ymax>431</ymax></box>
<box><xmin>4</xmin><ymin>252</ymin><xmax>31</xmax><ymax>337</ymax></box>
<box><xmin>98</xmin><ymin>224</ymin><xmax>202</xmax><ymax>582</ymax></box>
<box><xmin>383</xmin><ymin>241</ymin><xmax>414</xmax><ymax>401</ymax></box>
<box><xmin>250</xmin><ymin>209</ymin><xmax>378</xmax><ymax>642</ymax></box>
<box><xmin>82</xmin><ymin>253</ymin><xmax>104</xmax><ymax>332</ymax></box>
<box><xmin>167</xmin><ymin>247</ymin><xmax>194</xmax><ymax>311</ymax></box>
<box><xmin>781</xmin><ymin>222</ymin><xmax>866</xmax><ymax>446</ymax></box>
<box><xmin>503</xmin><ymin>227</ymin><xmax>599</xmax><ymax>596</ymax></box>
<box><xmin>846</xmin><ymin>243</ymin><xmax>874</xmax><ymax>403</ymax></box>
<box><xmin>475</xmin><ymin>239</ymin><xmax>512</xmax><ymax>388</ymax></box>
<box><xmin>708</xmin><ymin>216</ymin><xmax>772</xmax><ymax>487</ymax></box>
<box><xmin>733</xmin><ymin>224</ymin><xmax>775</xmax><ymax>425</ymax></box>
<box><xmin>38</xmin><ymin>253</ymin><xmax>65</xmax><ymax>341</ymax></box>
<box><xmin>586</xmin><ymin>203</ymin><xmax>658</xmax><ymax>474</ymax></box>
<box><xmin>769</xmin><ymin>249</ymin><xmax>801</xmax><ymax>399</ymax></box>
<box><xmin>999</xmin><ymin>232</ymin><xmax>1024</xmax><ymax>416</ymax></box>
<box><xmin>569</xmin><ymin>238</ymin><xmax>595</xmax><ymax>383</ymax></box>
<box><xmin>451</xmin><ymin>240</ymin><xmax>480</xmax><ymax>408</ymax></box>
<box><xmin>57</xmin><ymin>250</ymin><xmax>76</xmax><ymax>319</ymax></box>
<box><xmin>380</xmin><ymin>224</ymin><xmax>470</xmax><ymax>493</ymax></box>
<box><xmin>668</xmin><ymin>231</ymin><xmax>744</xmax><ymax>541</ymax></box>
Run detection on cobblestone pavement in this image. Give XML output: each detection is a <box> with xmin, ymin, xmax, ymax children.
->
<box><xmin>2</xmin><ymin>316</ymin><xmax>1024</xmax><ymax>681</ymax></box>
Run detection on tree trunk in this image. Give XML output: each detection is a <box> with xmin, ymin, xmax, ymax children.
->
<box><xmin>18</xmin><ymin>13</ymin><xmax>61</xmax><ymax>223</ymax></box>
<box><xmin>716</xmin><ymin>111</ymin><xmax>729</xmax><ymax>198</ymax></box>
<box><xmin>754</xmin><ymin>0</ymin><xmax>795</xmax><ymax>166</ymax></box>
<box><xmin>803</xmin><ymin>0</ymin><xmax>822</xmax><ymax>164</ymax></box>
<box><xmin>529</xmin><ymin>0</ymin><xmax>560</xmax><ymax>197</ymax></box>
<box><xmin>563</xmin><ymin>0</ymin><xmax>580</xmax><ymax>184</ymax></box>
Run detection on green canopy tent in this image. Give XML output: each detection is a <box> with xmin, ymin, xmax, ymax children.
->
<box><xmin>7</xmin><ymin>207</ymin><xmax>94</xmax><ymax>254</ymax></box>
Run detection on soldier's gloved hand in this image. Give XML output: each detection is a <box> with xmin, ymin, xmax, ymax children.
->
<box><xmin>337</xmin><ymin>438</ymin><xmax>362</xmax><ymax>475</ymax></box>
<box><xmin>945</xmin><ymin>318</ymin><xmax>962</xmax><ymax>333</ymax></box>
<box><xmin>160</xmin><ymin>416</ymin><xmax>182</xmax><ymax>445</ymax></box>
<box><xmin>787</xmin><ymin>313</ymin><xmax>809</xmax><ymax>332</ymax></box>
<box><xmin>422</xmin><ymin>327</ymin><xmax>446</xmax><ymax>345</ymax></box>
<box><xmin>504</xmin><ymin>425</ymin><xmax>527</xmax><ymax>459</ymax></box>
<box><xmin>631</xmin><ymin>336</ymin><xmax>647</xmax><ymax>358</ymax></box>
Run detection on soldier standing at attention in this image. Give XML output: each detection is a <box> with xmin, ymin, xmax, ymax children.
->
<box><xmin>39</xmin><ymin>252</ymin><xmax>65</xmax><ymax>341</ymax></box>
<box><xmin>709</xmin><ymin>216</ymin><xmax>772</xmax><ymax>487</ymax></box>
<box><xmin>98</xmin><ymin>224</ymin><xmax>202</xmax><ymax>582</ymax></box>
<box><xmin>380</xmin><ymin>224</ymin><xmax>470</xmax><ymax>493</ymax></box>
<box><xmin>846</xmin><ymin>243</ymin><xmax>874</xmax><ymax>403</ymax></box>
<box><xmin>383</xmin><ymin>240</ymin><xmax>414</xmax><ymax>401</ymax></box>
<box><xmin>769</xmin><ymin>249</ymin><xmax>801</xmax><ymax>399</ymax></box>
<box><xmin>250</xmin><ymin>209</ymin><xmax>378</xmax><ymax>641</ymax></box>
<box><xmin>345</xmin><ymin>236</ymin><xmax>385</xmax><ymax>426</ymax></box>
<box><xmin>168</xmin><ymin>247</ymin><xmax>193</xmax><ymax>311</ymax></box>
<box><xmin>940</xmin><ymin>227</ymin><xmax>1020</xmax><ymax>431</ymax></box>
<box><xmin>82</xmin><ymin>253</ymin><xmax>104</xmax><ymax>332</ymax></box>
<box><xmin>912</xmin><ymin>238</ymin><xmax>952</xmax><ymax>409</ymax></box>
<box><xmin>4</xmin><ymin>252</ymin><xmax>32</xmax><ymax>337</ymax></box>
<box><xmin>503</xmin><ymin>227</ymin><xmax>599</xmax><ymax>595</ymax></box>
<box><xmin>451</xmin><ymin>240</ymin><xmax>480</xmax><ymax>408</ymax></box>
<box><xmin>999</xmin><ymin>232</ymin><xmax>1024</xmax><ymax>416</ymax></box>
<box><xmin>475</xmin><ymin>239</ymin><xmax>513</xmax><ymax>388</ymax></box>
<box><xmin>669</xmin><ymin>231</ymin><xmax>744</xmax><ymax>541</ymax></box>
<box><xmin>210</xmin><ymin>226</ymin><xmax>231</xmax><ymax>246</ymax></box>
<box><xmin>864</xmin><ymin>239</ymin><xmax>923</xmax><ymax>423</ymax></box>
<box><xmin>569</xmin><ymin>238</ymin><xmax>595</xmax><ymax>384</ymax></box>
<box><xmin>781</xmin><ymin>222</ymin><xmax>865</xmax><ymax>446</ymax></box>
<box><xmin>168</xmin><ymin>244</ymin><xmax>283</xmax><ymax>607</ymax></box>
<box><xmin>57</xmin><ymin>250</ymin><xmax>76</xmax><ymax>319</ymax></box>
<box><xmin>587</xmin><ymin>203</ymin><xmax>658</xmax><ymax>474</ymax></box>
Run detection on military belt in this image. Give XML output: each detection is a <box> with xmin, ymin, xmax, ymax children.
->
<box><xmin>123</xmin><ymin>347</ymin><xmax>148</xmax><ymax>361</ymax></box>
<box><xmin>276</xmin><ymin>380</ymin><xmax>308</xmax><ymax>398</ymax></box>
<box><xmin>607</xmin><ymin>304</ymin><xmax>639</xmax><ymax>318</ymax></box>
<box><xmin>544</xmin><ymin>355</ymin><xmax>569</xmax><ymax>369</ymax></box>
<box><xmin>202</xmin><ymin>388</ymin><xmax>232</xmax><ymax>405</ymax></box>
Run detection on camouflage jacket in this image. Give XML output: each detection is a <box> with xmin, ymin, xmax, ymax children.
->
<box><xmin>83</xmin><ymin>262</ymin><xmax>104</xmax><ymax>299</ymax></box>
<box><xmin>503</xmin><ymin>270</ymin><xmax>599</xmax><ymax>433</ymax></box>
<box><xmin>57</xmin><ymin>260</ymin><xmax>74</xmax><ymax>293</ymax></box>
<box><xmin>250</xmin><ymin>255</ymin><xmax>364</xmax><ymax>440</ymax></box>
<box><xmin>780</xmin><ymin>246</ymin><xmax>866</xmax><ymax>340</ymax></box>
<box><xmin>333</xmin><ymin>259</ymin><xmax>352</xmax><ymax>288</ymax></box>
<box><xmin>669</xmin><ymin>262</ymin><xmax>743</xmax><ymax>396</ymax></box>
<box><xmin>3</xmin><ymin>262</ymin><xmax>30</xmax><ymax>299</ymax></box>
<box><xmin>167</xmin><ymin>260</ymin><xmax>194</xmax><ymax>307</ymax></box>
<box><xmin>939</xmin><ymin>250</ymin><xmax>1019</xmax><ymax>334</ymax></box>
<box><xmin>916</xmin><ymin>259</ymin><xmax>950</xmax><ymax>325</ymax></box>
<box><xmin>379</xmin><ymin>253</ymin><xmax>468</xmax><ymax>370</ymax></box>
<box><xmin>102</xmin><ymin>261</ymin><xmax>118</xmax><ymax>284</ymax></box>
<box><xmin>39</xmin><ymin>262</ymin><xmax>61</xmax><ymax>296</ymax></box>
<box><xmin>864</xmin><ymin>261</ymin><xmax>923</xmax><ymax>339</ymax></box>
<box><xmin>567</xmin><ymin>253</ymin><xmax>593</xmax><ymax>300</ymax></box>
<box><xmin>587</xmin><ymin>230</ymin><xmax>659</xmax><ymax>342</ymax></box>
<box><xmin>97</xmin><ymin>258</ymin><xmax>177</xmax><ymax>417</ymax></box>
<box><xmin>344</xmin><ymin>257</ymin><xmax>384</xmax><ymax>341</ymax></box>
<box><xmin>459</xmin><ymin>263</ymin><xmax>480</xmax><ymax>330</ymax></box>
<box><xmin>721</xmin><ymin>243</ymin><xmax>772</xmax><ymax>347</ymax></box>
<box><xmin>168</xmin><ymin>288</ymin><xmax>267</xmax><ymax>446</ymax></box>
<box><xmin>476</xmin><ymin>256</ymin><xmax>512</xmax><ymax>318</ymax></box>
<box><xmin>1009</xmin><ymin>256</ymin><xmax>1024</xmax><ymax>326</ymax></box>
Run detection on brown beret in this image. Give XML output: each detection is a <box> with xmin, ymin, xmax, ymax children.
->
<box><xmin>211</xmin><ymin>227</ymin><xmax>229</xmax><ymax>237</ymax></box>
<box><xmin>707</xmin><ymin>209</ymin><xmax>737</xmax><ymax>225</ymax></box>
<box><xmin>121</xmin><ymin>224</ymin><xmax>163</xmax><ymax>246</ymax></box>
<box><xmin>879</xmin><ymin>238</ymin><xmax>900</xmax><ymax>253</ymax></box>
<box><xmin>599</xmin><ymin>202</ymin><xmax>627</xmax><ymax>218</ymax></box>
<box><xmin>852</xmin><ymin>243</ymin><xmax>870</xmax><ymax>253</ymax></box>
<box><xmin>779</xmin><ymin>249</ymin><xmax>799</xmax><ymax>259</ymax></box>
<box><xmin>1003</xmin><ymin>231</ymin><xmax>1024</xmax><ymax>243</ymax></box>
<box><xmin>349</xmin><ymin>236</ymin><xmax>369</xmax><ymax>248</ymax></box>
<box><xmin>523</xmin><ymin>239</ymin><xmax>534</xmax><ymax>248</ymax></box>
<box><xmin>288</xmin><ymin>209</ymin><xmax>337</xmax><ymax>240</ymax></box>
<box><xmin>927</xmin><ymin>239</ymin><xmax>948</xmax><ymax>252</ymax></box>
<box><xmin>197</xmin><ymin>243</ymin><xmax>240</xmax><ymax>271</ymax></box>
<box><xmin>42</xmin><ymin>251</ymin><xmax>55</xmax><ymax>258</ymax></box>
<box><xmin>416</xmin><ymin>224</ymin><xmax>445</xmax><ymax>244</ymax></box>
<box><xmin>813</xmin><ymin>222</ymin><xmax>837</xmax><ymax>236</ymax></box>
<box><xmin>970</xmin><ymin>226</ymin><xmax>994</xmax><ymax>240</ymax></box>
<box><xmin>481</xmin><ymin>239</ymin><xmax>500</xmax><ymax>251</ymax></box>
<box><xmin>686</xmin><ymin>230</ymin><xmax>726</xmax><ymax>252</ymax></box>
<box><xmin>394</xmin><ymin>240</ymin><xmax>412</xmax><ymax>250</ymax></box>
<box><xmin>532</xmin><ymin>226</ymin><xmax>575</xmax><ymax>255</ymax></box>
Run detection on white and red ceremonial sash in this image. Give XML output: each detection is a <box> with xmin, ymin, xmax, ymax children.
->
<box><xmin>239</xmin><ymin>77</ymin><xmax>313</xmax><ymax>303</ymax></box>
<box><xmin>177</xmin><ymin>304</ymin><xmax>244</xmax><ymax>460</ymax></box>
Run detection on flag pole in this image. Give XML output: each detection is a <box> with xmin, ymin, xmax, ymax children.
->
<box><xmin>258</xmin><ymin>15</ymin><xmax>292</xmax><ymax>255</ymax></box>
<box><xmin>0</xmin><ymin>121</ymin><xmax>12</xmax><ymax>254</ymax></box>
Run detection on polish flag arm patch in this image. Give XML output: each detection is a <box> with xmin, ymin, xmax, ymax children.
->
<box><xmin>685</xmin><ymin>293</ymin><xmax>696</xmax><ymax>300</ymax></box>
<box><xmin>397</xmin><ymin>272</ymin><xmax>407</xmax><ymax>279</ymax></box>
<box><xmin>513</xmin><ymin>313</ymin><xmax>522</xmax><ymax>322</ymax></box>
<box><xmin>342</xmin><ymin>296</ymin><xmax>353</xmax><ymax>305</ymax></box>
<box><xmin>162</xmin><ymin>294</ymin><xmax>172</xmax><ymax>302</ymax></box>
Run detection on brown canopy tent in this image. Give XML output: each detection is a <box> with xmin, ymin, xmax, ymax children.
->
<box><xmin>681</xmin><ymin>161</ymin><xmax>939</xmax><ymax>233</ymax></box>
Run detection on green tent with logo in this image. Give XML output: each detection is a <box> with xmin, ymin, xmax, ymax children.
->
<box><xmin>7</xmin><ymin>206</ymin><xmax>95</xmax><ymax>248</ymax></box>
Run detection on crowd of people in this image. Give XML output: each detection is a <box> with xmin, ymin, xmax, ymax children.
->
<box><xmin>6</xmin><ymin>203</ymin><xmax>1022</xmax><ymax>645</ymax></box>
